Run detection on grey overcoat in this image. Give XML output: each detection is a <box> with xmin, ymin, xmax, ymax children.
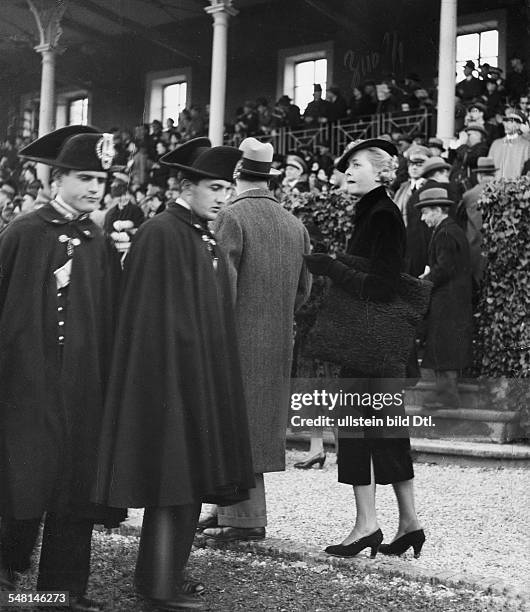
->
<box><xmin>213</xmin><ymin>188</ymin><xmax>311</xmax><ymax>473</ymax></box>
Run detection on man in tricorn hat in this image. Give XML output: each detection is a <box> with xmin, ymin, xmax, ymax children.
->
<box><xmin>0</xmin><ymin>125</ymin><xmax>124</xmax><ymax>611</ymax></box>
<box><xmin>199</xmin><ymin>137</ymin><xmax>311</xmax><ymax>542</ymax></box>
<box><xmin>93</xmin><ymin>138</ymin><xmax>254</xmax><ymax>611</ymax></box>
<box><xmin>417</xmin><ymin>187</ymin><xmax>472</xmax><ymax>408</ymax></box>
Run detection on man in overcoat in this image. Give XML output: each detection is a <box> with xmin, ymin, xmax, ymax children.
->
<box><xmin>93</xmin><ymin>138</ymin><xmax>255</xmax><ymax>611</ymax></box>
<box><xmin>0</xmin><ymin>125</ymin><xmax>123</xmax><ymax>612</ymax></box>
<box><xmin>417</xmin><ymin>188</ymin><xmax>473</xmax><ymax>408</ymax></box>
<box><xmin>201</xmin><ymin>138</ymin><xmax>311</xmax><ymax>542</ymax></box>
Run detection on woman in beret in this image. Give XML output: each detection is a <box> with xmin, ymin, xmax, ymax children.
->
<box><xmin>304</xmin><ymin>139</ymin><xmax>425</xmax><ymax>560</ymax></box>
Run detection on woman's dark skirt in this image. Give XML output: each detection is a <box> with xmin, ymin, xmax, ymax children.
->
<box><xmin>337</xmin><ymin>368</ymin><xmax>414</xmax><ymax>486</ymax></box>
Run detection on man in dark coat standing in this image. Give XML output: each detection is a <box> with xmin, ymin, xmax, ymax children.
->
<box><xmin>417</xmin><ymin>188</ymin><xmax>473</xmax><ymax>408</ymax></box>
<box><xmin>0</xmin><ymin>125</ymin><xmax>123</xmax><ymax>612</ymax></box>
<box><xmin>201</xmin><ymin>138</ymin><xmax>311</xmax><ymax>542</ymax></box>
<box><xmin>93</xmin><ymin>138</ymin><xmax>254</xmax><ymax>611</ymax></box>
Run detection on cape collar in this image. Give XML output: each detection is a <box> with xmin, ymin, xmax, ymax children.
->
<box><xmin>36</xmin><ymin>203</ymin><xmax>96</xmax><ymax>239</ymax></box>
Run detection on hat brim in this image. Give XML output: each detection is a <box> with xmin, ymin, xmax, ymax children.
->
<box><xmin>472</xmin><ymin>166</ymin><xmax>498</xmax><ymax>173</ymax></box>
<box><xmin>239</xmin><ymin>168</ymin><xmax>282</xmax><ymax>178</ymax></box>
<box><xmin>162</xmin><ymin>162</ymin><xmax>235</xmax><ymax>181</ymax></box>
<box><xmin>421</xmin><ymin>163</ymin><xmax>451</xmax><ymax>177</ymax></box>
<box><xmin>15</xmin><ymin>156</ymin><xmax>110</xmax><ymax>172</ymax></box>
<box><xmin>415</xmin><ymin>198</ymin><xmax>454</xmax><ymax>209</ymax></box>
<box><xmin>336</xmin><ymin>139</ymin><xmax>398</xmax><ymax>172</ymax></box>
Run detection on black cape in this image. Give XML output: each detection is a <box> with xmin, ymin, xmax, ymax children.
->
<box><xmin>93</xmin><ymin>203</ymin><xmax>255</xmax><ymax>508</ymax></box>
<box><xmin>0</xmin><ymin>204</ymin><xmax>123</xmax><ymax>523</ymax></box>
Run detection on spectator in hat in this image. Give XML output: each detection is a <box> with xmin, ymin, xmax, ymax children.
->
<box><xmin>419</xmin><ymin>156</ymin><xmax>461</xmax><ymax>213</ymax></box>
<box><xmin>456</xmin><ymin>60</ymin><xmax>485</xmax><ymax>104</ymax></box>
<box><xmin>272</xmin><ymin>95</ymin><xmax>301</xmax><ymax>130</ymax></box>
<box><xmin>484</xmin><ymin>77</ymin><xmax>504</xmax><ymax>118</ymax></box>
<box><xmin>457</xmin><ymin>157</ymin><xmax>497</xmax><ymax>292</ymax></box>
<box><xmin>358</xmin><ymin>81</ymin><xmax>379</xmax><ymax>116</ymax></box>
<box><xmin>282</xmin><ymin>153</ymin><xmax>309</xmax><ymax>195</ymax></box>
<box><xmin>427</xmin><ymin>137</ymin><xmax>445</xmax><ymax>158</ymax></box>
<box><xmin>201</xmin><ymin>137</ymin><xmax>311</xmax><ymax>542</ymax></box>
<box><xmin>326</xmin><ymin>86</ymin><xmax>348</xmax><ymax>122</ymax></box>
<box><xmin>93</xmin><ymin>137</ymin><xmax>254</xmax><ymax>611</ymax></box>
<box><xmin>0</xmin><ymin>125</ymin><xmax>124</xmax><ymax>611</ymax></box>
<box><xmin>393</xmin><ymin>145</ymin><xmax>431</xmax><ymax>228</ymax></box>
<box><xmin>505</xmin><ymin>54</ymin><xmax>528</xmax><ymax>103</ymax></box>
<box><xmin>417</xmin><ymin>188</ymin><xmax>472</xmax><ymax>408</ymax></box>
<box><xmin>304</xmin><ymin>84</ymin><xmax>331</xmax><ymax>126</ymax></box>
<box><xmin>103</xmin><ymin>171</ymin><xmax>144</xmax><ymax>237</ymax></box>
<box><xmin>449</xmin><ymin>123</ymin><xmax>490</xmax><ymax>192</ymax></box>
<box><xmin>488</xmin><ymin>109</ymin><xmax>530</xmax><ymax>178</ymax></box>
<box><xmin>256</xmin><ymin>97</ymin><xmax>272</xmax><ymax>135</ymax></box>
<box><xmin>392</xmin><ymin>134</ymin><xmax>413</xmax><ymax>190</ymax></box>
<box><xmin>236</xmin><ymin>101</ymin><xmax>260</xmax><ymax>137</ymax></box>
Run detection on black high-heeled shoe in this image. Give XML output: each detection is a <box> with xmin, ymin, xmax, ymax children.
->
<box><xmin>379</xmin><ymin>529</ymin><xmax>425</xmax><ymax>558</ymax></box>
<box><xmin>294</xmin><ymin>452</ymin><xmax>326</xmax><ymax>469</ymax></box>
<box><xmin>325</xmin><ymin>528</ymin><xmax>383</xmax><ymax>558</ymax></box>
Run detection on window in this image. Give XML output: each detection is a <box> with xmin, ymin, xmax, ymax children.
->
<box><xmin>278</xmin><ymin>42</ymin><xmax>333</xmax><ymax>112</ymax></box>
<box><xmin>293</xmin><ymin>59</ymin><xmax>327</xmax><ymax>109</ymax></box>
<box><xmin>456</xmin><ymin>10</ymin><xmax>507</xmax><ymax>80</ymax></box>
<box><xmin>162</xmin><ymin>82</ymin><xmax>187</xmax><ymax>124</ymax></box>
<box><xmin>68</xmin><ymin>97</ymin><xmax>89</xmax><ymax>125</ymax></box>
<box><xmin>146</xmin><ymin>69</ymin><xmax>191</xmax><ymax>124</ymax></box>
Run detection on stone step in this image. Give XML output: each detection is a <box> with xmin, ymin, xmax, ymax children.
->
<box><xmin>405</xmin><ymin>405</ymin><xmax>522</xmax><ymax>443</ymax></box>
<box><xmin>405</xmin><ymin>381</ymin><xmax>482</xmax><ymax>409</ymax></box>
<box><xmin>286</xmin><ymin>430</ymin><xmax>530</xmax><ymax>467</ymax></box>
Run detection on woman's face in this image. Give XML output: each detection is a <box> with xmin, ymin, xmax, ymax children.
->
<box><xmin>344</xmin><ymin>151</ymin><xmax>379</xmax><ymax>197</ymax></box>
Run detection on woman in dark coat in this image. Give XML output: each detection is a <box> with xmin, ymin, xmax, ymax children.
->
<box><xmin>304</xmin><ymin>139</ymin><xmax>424</xmax><ymax>560</ymax></box>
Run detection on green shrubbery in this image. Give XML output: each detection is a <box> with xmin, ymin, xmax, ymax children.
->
<box><xmin>475</xmin><ymin>176</ymin><xmax>530</xmax><ymax>432</ymax></box>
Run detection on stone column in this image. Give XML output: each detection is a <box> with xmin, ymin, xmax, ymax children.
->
<box><xmin>205</xmin><ymin>0</ymin><xmax>238</xmax><ymax>146</ymax></box>
<box><xmin>436</xmin><ymin>0</ymin><xmax>457</xmax><ymax>144</ymax></box>
<box><xmin>27</xmin><ymin>0</ymin><xmax>67</xmax><ymax>185</ymax></box>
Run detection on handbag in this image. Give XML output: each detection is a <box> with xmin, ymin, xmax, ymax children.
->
<box><xmin>303</xmin><ymin>255</ymin><xmax>432</xmax><ymax>377</ymax></box>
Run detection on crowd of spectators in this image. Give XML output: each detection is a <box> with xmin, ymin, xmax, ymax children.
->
<box><xmin>0</xmin><ymin>55</ymin><xmax>528</xmax><ymax>236</ymax></box>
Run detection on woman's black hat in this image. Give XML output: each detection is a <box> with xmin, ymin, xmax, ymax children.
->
<box><xmin>160</xmin><ymin>137</ymin><xmax>242</xmax><ymax>182</ymax></box>
<box><xmin>336</xmin><ymin>138</ymin><xmax>398</xmax><ymax>173</ymax></box>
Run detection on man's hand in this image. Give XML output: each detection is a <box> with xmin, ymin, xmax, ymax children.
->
<box><xmin>303</xmin><ymin>253</ymin><xmax>334</xmax><ymax>275</ymax></box>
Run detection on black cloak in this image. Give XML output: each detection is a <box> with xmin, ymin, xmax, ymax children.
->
<box><xmin>93</xmin><ymin>203</ymin><xmax>254</xmax><ymax>508</ymax></box>
<box><xmin>0</xmin><ymin>204</ymin><xmax>123</xmax><ymax>523</ymax></box>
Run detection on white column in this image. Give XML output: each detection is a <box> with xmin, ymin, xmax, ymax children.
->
<box><xmin>205</xmin><ymin>1</ymin><xmax>238</xmax><ymax>146</ymax></box>
<box><xmin>35</xmin><ymin>44</ymin><xmax>57</xmax><ymax>137</ymax></box>
<box><xmin>436</xmin><ymin>0</ymin><xmax>457</xmax><ymax>143</ymax></box>
<box><xmin>27</xmin><ymin>0</ymin><xmax>68</xmax><ymax>187</ymax></box>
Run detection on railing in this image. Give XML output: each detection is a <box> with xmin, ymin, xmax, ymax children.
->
<box><xmin>225</xmin><ymin>109</ymin><xmax>433</xmax><ymax>157</ymax></box>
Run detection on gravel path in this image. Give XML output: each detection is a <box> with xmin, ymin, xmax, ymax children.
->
<box><xmin>256</xmin><ymin>449</ymin><xmax>529</xmax><ymax>592</ymax></box>
<box><xmin>14</xmin><ymin>534</ymin><xmax>525</xmax><ymax>611</ymax></box>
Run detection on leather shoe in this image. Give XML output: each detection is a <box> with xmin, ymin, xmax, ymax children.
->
<box><xmin>69</xmin><ymin>596</ymin><xmax>105</xmax><ymax>611</ymax></box>
<box><xmin>149</xmin><ymin>592</ymin><xmax>208</xmax><ymax>610</ymax></box>
<box><xmin>202</xmin><ymin>526</ymin><xmax>265</xmax><ymax>542</ymax></box>
<box><xmin>0</xmin><ymin>566</ymin><xmax>15</xmax><ymax>590</ymax></box>
<box><xmin>196</xmin><ymin>515</ymin><xmax>218</xmax><ymax>532</ymax></box>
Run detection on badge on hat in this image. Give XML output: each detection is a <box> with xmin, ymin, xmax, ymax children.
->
<box><xmin>96</xmin><ymin>134</ymin><xmax>115</xmax><ymax>170</ymax></box>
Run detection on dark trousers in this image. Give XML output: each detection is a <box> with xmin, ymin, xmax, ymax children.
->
<box><xmin>0</xmin><ymin>514</ymin><xmax>93</xmax><ymax>597</ymax></box>
<box><xmin>135</xmin><ymin>503</ymin><xmax>201</xmax><ymax>602</ymax></box>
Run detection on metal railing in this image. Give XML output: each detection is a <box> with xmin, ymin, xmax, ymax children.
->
<box><xmin>225</xmin><ymin>109</ymin><xmax>433</xmax><ymax>157</ymax></box>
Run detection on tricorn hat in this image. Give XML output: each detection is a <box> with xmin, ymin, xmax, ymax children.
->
<box><xmin>18</xmin><ymin>125</ymin><xmax>115</xmax><ymax>171</ymax></box>
<box><xmin>415</xmin><ymin>187</ymin><xmax>454</xmax><ymax>209</ymax></box>
<box><xmin>160</xmin><ymin>137</ymin><xmax>242</xmax><ymax>182</ymax></box>
<box><xmin>420</xmin><ymin>156</ymin><xmax>451</xmax><ymax>178</ymax></box>
<box><xmin>336</xmin><ymin>138</ymin><xmax>398</xmax><ymax>173</ymax></box>
<box><xmin>237</xmin><ymin>137</ymin><xmax>281</xmax><ymax>178</ymax></box>
<box><xmin>472</xmin><ymin>156</ymin><xmax>498</xmax><ymax>173</ymax></box>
